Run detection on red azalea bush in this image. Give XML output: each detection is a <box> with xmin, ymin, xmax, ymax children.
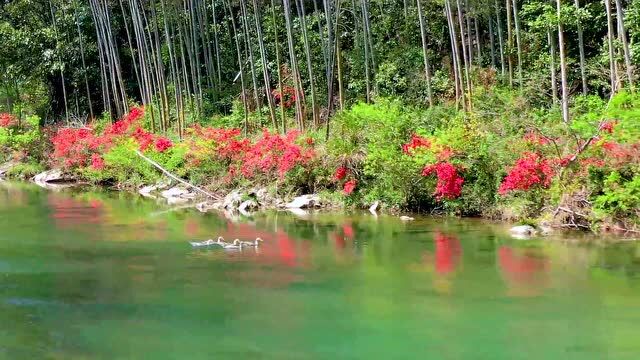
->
<box><xmin>0</xmin><ymin>113</ymin><xmax>17</xmax><ymax>127</ymax></box>
<box><xmin>272</xmin><ymin>85</ymin><xmax>297</xmax><ymax>108</ymax></box>
<box><xmin>238</xmin><ymin>129</ymin><xmax>314</xmax><ymax>178</ymax></box>
<box><xmin>334</xmin><ymin>166</ymin><xmax>348</xmax><ymax>181</ymax></box>
<box><xmin>402</xmin><ymin>134</ymin><xmax>431</xmax><ymax>155</ymax></box>
<box><xmin>498</xmin><ymin>152</ymin><xmax>555</xmax><ymax>195</ymax></box>
<box><xmin>154</xmin><ymin>137</ymin><xmax>173</xmax><ymax>152</ymax></box>
<box><xmin>422</xmin><ymin>162</ymin><xmax>464</xmax><ymax>200</ymax></box>
<box><xmin>343</xmin><ymin>179</ymin><xmax>357</xmax><ymax>195</ymax></box>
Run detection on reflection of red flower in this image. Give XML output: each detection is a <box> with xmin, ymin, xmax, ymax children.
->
<box><xmin>343</xmin><ymin>179</ymin><xmax>357</xmax><ymax>195</ymax></box>
<box><xmin>434</xmin><ymin>232</ymin><xmax>461</xmax><ymax>274</ymax></box>
<box><xmin>342</xmin><ymin>224</ymin><xmax>354</xmax><ymax>238</ymax></box>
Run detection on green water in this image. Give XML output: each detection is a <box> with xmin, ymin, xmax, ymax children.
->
<box><xmin>1</xmin><ymin>182</ymin><xmax>640</xmax><ymax>359</ymax></box>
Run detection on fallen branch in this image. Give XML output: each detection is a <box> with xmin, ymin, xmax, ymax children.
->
<box><xmin>135</xmin><ymin>150</ymin><xmax>222</xmax><ymax>200</ymax></box>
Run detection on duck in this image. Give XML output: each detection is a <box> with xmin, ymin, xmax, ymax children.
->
<box><xmin>190</xmin><ymin>236</ymin><xmax>227</xmax><ymax>248</ymax></box>
<box><xmin>223</xmin><ymin>239</ymin><xmax>244</xmax><ymax>250</ymax></box>
<box><xmin>239</xmin><ymin>237</ymin><xmax>263</xmax><ymax>247</ymax></box>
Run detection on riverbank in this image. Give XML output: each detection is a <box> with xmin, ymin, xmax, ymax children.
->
<box><xmin>1</xmin><ymin>90</ymin><xmax>639</xmax><ymax>234</ymax></box>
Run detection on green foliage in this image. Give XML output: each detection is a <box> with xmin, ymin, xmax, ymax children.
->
<box><xmin>594</xmin><ymin>173</ymin><xmax>640</xmax><ymax>223</ymax></box>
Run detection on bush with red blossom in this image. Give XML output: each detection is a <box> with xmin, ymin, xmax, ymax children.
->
<box><xmin>402</xmin><ymin>134</ymin><xmax>431</xmax><ymax>155</ymax></box>
<box><xmin>334</xmin><ymin>166</ymin><xmax>348</xmax><ymax>181</ymax></box>
<box><xmin>238</xmin><ymin>129</ymin><xmax>314</xmax><ymax>178</ymax></box>
<box><xmin>343</xmin><ymin>179</ymin><xmax>357</xmax><ymax>195</ymax></box>
<box><xmin>272</xmin><ymin>86</ymin><xmax>297</xmax><ymax>108</ymax></box>
<box><xmin>422</xmin><ymin>162</ymin><xmax>464</xmax><ymax>200</ymax></box>
<box><xmin>155</xmin><ymin>137</ymin><xmax>173</xmax><ymax>152</ymax></box>
<box><xmin>0</xmin><ymin>113</ymin><xmax>17</xmax><ymax>127</ymax></box>
<box><xmin>498</xmin><ymin>152</ymin><xmax>555</xmax><ymax>195</ymax></box>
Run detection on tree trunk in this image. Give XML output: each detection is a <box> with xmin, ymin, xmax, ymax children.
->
<box><xmin>557</xmin><ymin>0</ymin><xmax>569</xmax><ymax>123</ymax></box>
<box><xmin>574</xmin><ymin>0</ymin><xmax>587</xmax><ymax>93</ymax></box>
<box><xmin>416</xmin><ymin>0</ymin><xmax>433</xmax><ymax>106</ymax></box>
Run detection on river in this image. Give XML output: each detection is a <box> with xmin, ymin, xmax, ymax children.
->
<box><xmin>0</xmin><ymin>182</ymin><xmax>639</xmax><ymax>359</ymax></box>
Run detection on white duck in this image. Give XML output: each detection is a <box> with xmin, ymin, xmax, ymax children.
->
<box><xmin>190</xmin><ymin>236</ymin><xmax>227</xmax><ymax>248</ymax></box>
<box><xmin>239</xmin><ymin>237</ymin><xmax>264</xmax><ymax>247</ymax></box>
<box><xmin>223</xmin><ymin>239</ymin><xmax>244</xmax><ymax>250</ymax></box>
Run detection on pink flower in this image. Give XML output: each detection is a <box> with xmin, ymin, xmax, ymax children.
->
<box><xmin>402</xmin><ymin>134</ymin><xmax>431</xmax><ymax>155</ymax></box>
<box><xmin>600</xmin><ymin>121</ymin><xmax>617</xmax><ymax>134</ymax></box>
<box><xmin>498</xmin><ymin>152</ymin><xmax>554</xmax><ymax>195</ymax></box>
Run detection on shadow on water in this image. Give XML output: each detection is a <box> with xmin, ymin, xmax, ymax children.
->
<box><xmin>1</xmin><ymin>182</ymin><xmax>640</xmax><ymax>359</ymax></box>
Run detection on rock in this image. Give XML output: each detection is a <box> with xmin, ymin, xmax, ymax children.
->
<box><xmin>139</xmin><ymin>185</ymin><xmax>157</xmax><ymax>198</ymax></box>
<box><xmin>222</xmin><ymin>190</ymin><xmax>243</xmax><ymax>209</ymax></box>
<box><xmin>167</xmin><ymin>197</ymin><xmax>189</xmax><ymax>205</ymax></box>
<box><xmin>238</xmin><ymin>199</ymin><xmax>258</xmax><ymax>213</ymax></box>
<box><xmin>195</xmin><ymin>201</ymin><xmax>223</xmax><ymax>212</ymax></box>
<box><xmin>286</xmin><ymin>194</ymin><xmax>321</xmax><ymax>209</ymax></box>
<box><xmin>0</xmin><ymin>161</ymin><xmax>18</xmax><ymax>178</ymax></box>
<box><xmin>287</xmin><ymin>207</ymin><xmax>310</xmax><ymax>218</ymax></box>
<box><xmin>399</xmin><ymin>216</ymin><xmax>415</xmax><ymax>221</ymax></box>
<box><xmin>161</xmin><ymin>186</ymin><xmax>193</xmax><ymax>199</ymax></box>
<box><xmin>510</xmin><ymin>225</ymin><xmax>537</xmax><ymax>236</ymax></box>
<box><xmin>369</xmin><ymin>201</ymin><xmax>380</xmax><ymax>214</ymax></box>
<box><xmin>33</xmin><ymin>169</ymin><xmax>75</xmax><ymax>184</ymax></box>
<box><xmin>248</xmin><ymin>187</ymin><xmax>273</xmax><ymax>206</ymax></box>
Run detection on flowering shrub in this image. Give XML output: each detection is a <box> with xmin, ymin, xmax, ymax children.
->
<box><xmin>422</xmin><ymin>162</ymin><xmax>464</xmax><ymax>200</ymax></box>
<box><xmin>238</xmin><ymin>129</ymin><xmax>314</xmax><ymax>178</ymax></box>
<box><xmin>0</xmin><ymin>113</ymin><xmax>17</xmax><ymax>127</ymax></box>
<box><xmin>498</xmin><ymin>152</ymin><xmax>555</xmax><ymax>195</ymax></box>
<box><xmin>155</xmin><ymin>137</ymin><xmax>173</xmax><ymax>152</ymax></box>
<box><xmin>51</xmin><ymin>128</ymin><xmax>97</xmax><ymax>168</ymax></box>
<box><xmin>272</xmin><ymin>86</ymin><xmax>297</xmax><ymax>108</ymax></box>
<box><xmin>334</xmin><ymin>166</ymin><xmax>348</xmax><ymax>181</ymax></box>
<box><xmin>343</xmin><ymin>179</ymin><xmax>357</xmax><ymax>195</ymax></box>
<box><xmin>402</xmin><ymin>134</ymin><xmax>431</xmax><ymax>155</ymax></box>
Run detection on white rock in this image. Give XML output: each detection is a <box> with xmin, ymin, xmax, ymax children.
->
<box><xmin>161</xmin><ymin>186</ymin><xmax>190</xmax><ymax>199</ymax></box>
<box><xmin>286</xmin><ymin>194</ymin><xmax>321</xmax><ymax>209</ymax></box>
<box><xmin>0</xmin><ymin>161</ymin><xmax>18</xmax><ymax>177</ymax></box>
<box><xmin>33</xmin><ymin>169</ymin><xmax>73</xmax><ymax>184</ymax></box>
<box><xmin>399</xmin><ymin>216</ymin><xmax>415</xmax><ymax>221</ymax></box>
<box><xmin>222</xmin><ymin>190</ymin><xmax>243</xmax><ymax>209</ymax></box>
<box><xmin>239</xmin><ymin>200</ymin><xmax>258</xmax><ymax>213</ymax></box>
<box><xmin>369</xmin><ymin>201</ymin><xmax>380</xmax><ymax>214</ymax></box>
<box><xmin>510</xmin><ymin>225</ymin><xmax>537</xmax><ymax>236</ymax></box>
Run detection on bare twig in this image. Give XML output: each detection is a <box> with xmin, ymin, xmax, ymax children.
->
<box><xmin>135</xmin><ymin>150</ymin><xmax>222</xmax><ymax>200</ymax></box>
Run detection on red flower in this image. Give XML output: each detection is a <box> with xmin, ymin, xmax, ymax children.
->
<box><xmin>523</xmin><ymin>131</ymin><xmax>550</xmax><ymax>146</ymax></box>
<box><xmin>306</xmin><ymin>137</ymin><xmax>314</xmax><ymax>145</ymax></box>
<box><xmin>133</xmin><ymin>127</ymin><xmax>154</xmax><ymax>151</ymax></box>
<box><xmin>600</xmin><ymin>121</ymin><xmax>617</xmax><ymax>134</ymax></box>
<box><xmin>422</xmin><ymin>162</ymin><xmax>464</xmax><ymax>200</ymax></box>
<box><xmin>343</xmin><ymin>179</ymin><xmax>357</xmax><ymax>195</ymax></box>
<box><xmin>155</xmin><ymin>137</ymin><xmax>173</xmax><ymax>152</ymax></box>
<box><xmin>0</xmin><ymin>113</ymin><xmax>16</xmax><ymax>127</ymax></box>
<box><xmin>498</xmin><ymin>152</ymin><xmax>555</xmax><ymax>195</ymax></box>
<box><xmin>91</xmin><ymin>154</ymin><xmax>105</xmax><ymax>170</ymax></box>
<box><xmin>402</xmin><ymin>134</ymin><xmax>431</xmax><ymax>155</ymax></box>
<box><xmin>334</xmin><ymin>166</ymin><xmax>348</xmax><ymax>181</ymax></box>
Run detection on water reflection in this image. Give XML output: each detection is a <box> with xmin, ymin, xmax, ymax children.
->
<box><xmin>497</xmin><ymin>245</ymin><xmax>549</xmax><ymax>297</ymax></box>
<box><xmin>2</xmin><ymin>184</ymin><xmax>640</xmax><ymax>358</ymax></box>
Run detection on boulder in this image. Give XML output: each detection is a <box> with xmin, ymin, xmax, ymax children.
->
<box><xmin>161</xmin><ymin>186</ymin><xmax>193</xmax><ymax>199</ymax></box>
<box><xmin>248</xmin><ymin>187</ymin><xmax>274</xmax><ymax>206</ymax></box>
<box><xmin>0</xmin><ymin>161</ymin><xmax>18</xmax><ymax>178</ymax></box>
<box><xmin>195</xmin><ymin>201</ymin><xmax>224</xmax><ymax>212</ymax></box>
<box><xmin>399</xmin><ymin>216</ymin><xmax>415</xmax><ymax>221</ymax></box>
<box><xmin>238</xmin><ymin>199</ymin><xmax>258</xmax><ymax>213</ymax></box>
<box><xmin>33</xmin><ymin>169</ymin><xmax>75</xmax><ymax>185</ymax></box>
<box><xmin>223</xmin><ymin>190</ymin><xmax>243</xmax><ymax>209</ymax></box>
<box><xmin>285</xmin><ymin>194</ymin><xmax>321</xmax><ymax>209</ymax></box>
<box><xmin>510</xmin><ymin>225</ymin><xmax>537</xmax><ymax>236</ymax></box>
<box><xmin>369</xmin><ymin>201</ymin><xmax>380</xmax><ymax>213</ymax></box>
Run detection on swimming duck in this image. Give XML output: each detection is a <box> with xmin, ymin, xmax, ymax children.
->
<box><xmin>190</xmin><ymin>236</ymin><xmax>227</xmax><ymax>248</ymax></box>
<box><xmin>239</xmin><ymin>237</ymin><xmax>264</xmax><ymax>247</ymax></box>
<box><xmin>223</xmin><ymin>239</ymin><xmax>244</xmax><ymax>250</ymax></box>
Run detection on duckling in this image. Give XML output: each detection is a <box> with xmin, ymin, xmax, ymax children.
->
<box><xmin>189</xmin><ymin>239</ymin><xmax>216</xmax><ymax>247</ymax></box>
<box><xmin>223</xmin><ymin>239</ymin><xmax>243</xmax><ymax>250</ymax></box>
<box><xmin>239</xmin><ymin>237</ymin><xmax>264</xmax><ymax>247</ymax></box>
<box><xmin>190</xmin><ymin>236</ymin><xmax>227</xmax><ymax>248</ymax></box>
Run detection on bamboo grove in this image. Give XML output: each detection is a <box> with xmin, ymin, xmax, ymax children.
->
<box><xmin>0</xmin><ymin>0</ymin><xmax>637</xmax><ymax>135</ymax></box>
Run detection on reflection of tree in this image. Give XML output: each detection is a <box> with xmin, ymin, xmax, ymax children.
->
<box><xmin>497</xmin><ymin>246</ymin><xmax>549</xmax><ymax>297</ymax></box>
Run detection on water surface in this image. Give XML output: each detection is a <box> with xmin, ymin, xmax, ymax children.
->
<box><xmin>1</xmin><ymin>182</ymin><xmax>639</xmax><ymax>359</ymax></box>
